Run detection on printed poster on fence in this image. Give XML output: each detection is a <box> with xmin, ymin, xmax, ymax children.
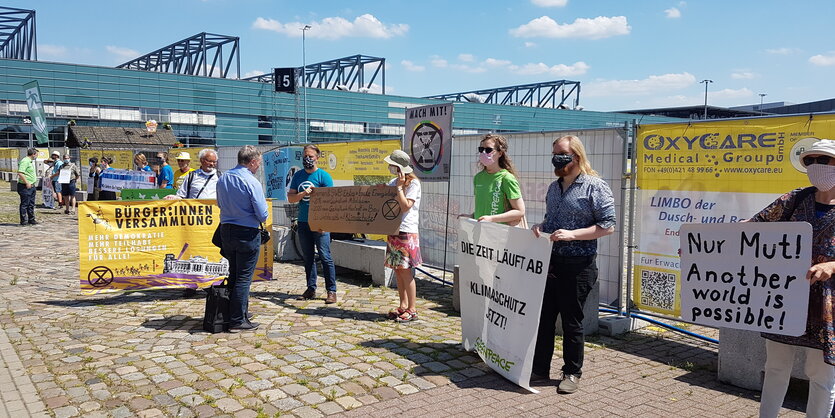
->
<box><xmin>99</xmin><ymin>168</ymin><xmax>156</xmax><ymax>192</ymax></box>
<box><xmin>679</xmin><ymin>222</ymin><xmax>811</xmax><ymax>335</ymax></box>
<box><xmin>634</xmin><ymin>114</ymin><xmax>835</xmax><ymax>317</ymax></box>
<box><xmin>78</xmin><ymin>199</ymin><xmax>274</xmax><ymax>295</ymax></box>
<box><xmin>458</xmin><ymin>219</ymin><xmax>550</xmax><ymax>393</ymax></box>
<box><xmin>404</xmin><ymin>103</ymin><xmax>453</xmax><ymax>181</ymax></box>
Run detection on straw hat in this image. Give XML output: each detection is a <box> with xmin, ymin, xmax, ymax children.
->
<box><xmin>175</xmin><ymin>152</ymin><xmax>191</xmax><ymax>160</ymax></box>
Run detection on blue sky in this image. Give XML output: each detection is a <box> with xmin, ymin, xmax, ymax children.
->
<box><xmin>10</xmin><ymin>0</ymin><xmax>835</xmax><ymax>111</ymax></box>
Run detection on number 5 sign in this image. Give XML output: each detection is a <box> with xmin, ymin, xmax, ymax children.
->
<box><xmin>274</xmin><ymin>68</ymin><xmax>296</xmax><ymax>94</ymax></box>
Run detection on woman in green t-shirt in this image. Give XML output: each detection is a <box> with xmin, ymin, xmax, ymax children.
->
<box><xmin>462</xmin><ymin>134</ymin><xmax>526</xmax><ymax>225</ymax></box>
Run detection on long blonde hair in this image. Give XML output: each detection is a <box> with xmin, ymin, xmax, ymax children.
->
<box><xmin>555</xmin><ymin>135</ymin><xmax>598</xmax><ymax>177</ymax></box>
<box><xmin>480</xmin><ymin>134</ymin><xmax>518</xmax><ymax>177</ymax></box>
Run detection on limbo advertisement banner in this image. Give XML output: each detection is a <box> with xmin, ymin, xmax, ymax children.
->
<box><xmin>404</xmin><ymin>103</ymin><xmax>453</xmax><ymax>181</ymax></box>
<box><xmin>78</xmin><ymin>199</ymin><xmax>274</xmax><ymax>295</ymax></box>
<box><xmin>634</xmin><ymin>114</ymin><xmax>835</xmax><ymax>317</ymax></box>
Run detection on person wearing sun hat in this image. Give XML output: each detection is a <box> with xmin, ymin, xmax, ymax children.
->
<box><xmin>173</xmin><ymin>151</ymin><xmax>195</xmax><ymax>190</ymax></box>
<box><xmin>751</xmin><ymin>138</ymin><xmax>835</xmax><ymax>417</ymax></box>
<box><xmin>382</xmin><ymin>149</ymin><xmax>423</xmax><ymax>322</ymax></box>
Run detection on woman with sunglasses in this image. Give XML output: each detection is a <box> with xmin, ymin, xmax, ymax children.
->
<box><xmin>751</xmin><ymin>139</ymin><xmax>835</xmax><ymax>418</ymax></box>
<box><xmin>461</xmin><ymin>134</ymin><xmax>526</xmax><ymax>225</ymax></box>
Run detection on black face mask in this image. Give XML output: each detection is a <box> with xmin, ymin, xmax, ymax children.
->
<box><xmin>552</xmin><ymin>154</ymin><xmax>573</xmax><ymax>169</ymax></box>
<box><xmin>303</xmin><ymin>156</ymin><xmax>315</xmax><ymax>169</ymax></box>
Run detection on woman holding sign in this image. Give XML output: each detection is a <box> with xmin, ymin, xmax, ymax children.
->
<box><xmin>752</xmin><ymin>139</ymin><xmax>835</xmax><ymax>418</ymax></box>
<box><xmin>461</xmin><ymin>134</ymin><xmax>526</xmax><ymax>226</ymax></box>
<box><xmin>382</xmin><ymin>150</ymin><xmax>422</xmax><ymax>322</ymax></box>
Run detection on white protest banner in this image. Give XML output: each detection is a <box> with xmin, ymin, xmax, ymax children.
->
<box><xmin>99</xmin><ymin>169</ymin><xmax>156</xmax><ymax>192</ymax></box>
<box><xmin>458</xmin><ymin>218</ymin><xmax>551</xmax><ymax>393</ymax></box>
<box><xmin>680</xmin><ymin>222</ymin><xmax>811</xmax><ymax>336</ymax></box>
<box><xmin>58</xmin><ymin>167</ymin><xmax>71</xmax><ymax>184</ymax></box>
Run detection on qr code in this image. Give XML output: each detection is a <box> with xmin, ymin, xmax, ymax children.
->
<box><xmin>640</xmin><ymin>269</ymin><xmax>676</xmax><ymax>311</ymax></box>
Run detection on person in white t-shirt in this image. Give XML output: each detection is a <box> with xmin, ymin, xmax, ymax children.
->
<box><xmin>381</xmin><ymin>150</ymin><xmax>422</xmax><ymax>322</ymax></box>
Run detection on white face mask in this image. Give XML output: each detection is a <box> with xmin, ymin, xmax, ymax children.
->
<box><xmin>807</xmin><ymin>164</ymin><xmax>835</xmax><ymax>191</ymax></box>
<box><xmin>389</xmin><ymin>166</ymin><xmax>400</xmax><ymax>175</ymax></box>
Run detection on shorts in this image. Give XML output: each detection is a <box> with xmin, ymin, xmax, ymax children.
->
<box><xmin>384</xmin><ymin>232</ymin><xmax>422</xmax><ymax>269</ymax></box>
<box><xmin>61</xmin><ymin>181</ymin><xmax>77</xmax><ymax>197</ymax></box>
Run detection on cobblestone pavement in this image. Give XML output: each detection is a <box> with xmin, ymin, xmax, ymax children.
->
<box><xmin>0</xmin><ymin>189</ymin><xmax>808</xmax><ymax>417</ymax></box>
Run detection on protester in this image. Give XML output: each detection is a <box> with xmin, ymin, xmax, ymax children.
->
<box><xmin>88</xmin><ymin>156</ymin><xmax>101</xmax><ymax>201</ymax></box>
<box><xmin>134</xmin><ymin>153</ymin><xmax>151</xmax><ymax>172</ymax></box>
<box><xmin>288</xmin><ymin>144</ymin><xmax>338</xmax><ymax>304</ymax></box>
<box><xmin>531</xmin><ymin>134</ymin><xmax>616</xmax><ymax>394</ymax></box>
<box><xmin>49</xmin><ymin>151</ymin><xmax>64</xmax><ymax>209</ymax></box>
<box><xmin>60</xmin><ymin>154</ymin><xmax>81</xmax><ymax>215</ymax></box>
<box><xmin>16</xmin><ymin>148</ymin><xmax>38</xmax><ymax>225</ymax></box>
<box><xmin>751</xmin><ymin>139</ymin><xmax>835</xmax><ymax>418</ymax></box>
<box><xmin>156</xmin><ymin>151</ymin><xmax>174</xmax><ymax>189</ymax></box>
<box><xmin>167</xmin><ymin>149</ymin><xmax>220</xmax><ymax>200</ymax></box>
<box><xmin>216</xmin><ymin>145</ymin><xmax>268</xmax><ymax>332</ymax></box>
<box><xmin>460</xmin><ymin>133</ymin><xmax>525</xmax><ymax>225</ymax></box>
<box><xmin>42</xmin><ymin>159</ymin><xmax>56</xmax><ymax>209</ymax></box>
<box><xmin>381</xmin><ymin>150</ymin><xmax>422</xmax><ymax>322</ymax></box>
<box><xmin>97</xmin><ymin>157</ymin><xmax>117</xmax><ymax>201</ymax></box>
<box><xmin>173</xmin><ymin>152</ymin><xmax>195</xmax><ymax>190</ymax></box>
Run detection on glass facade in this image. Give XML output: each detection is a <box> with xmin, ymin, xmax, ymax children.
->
<box><xmin>0</xmin><ymin>58</ymin><xmax>676</xmax><ymax>148</ymax></box>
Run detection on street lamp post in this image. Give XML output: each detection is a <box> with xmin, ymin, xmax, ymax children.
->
<box><xmin>700</xmin><ymin>79</ymin><xmax>713</xmax><ymax>119</ymax></box>
<box><xmin>759</xmin><ymin>93</ymin><xmax>767</xmax><ymax>111</ymax></box>
<box><xmin>301</xmin><ymin>25</ymin><xmax>311</xmax><ymax>143</ymax></box>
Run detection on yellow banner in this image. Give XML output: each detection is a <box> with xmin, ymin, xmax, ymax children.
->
<box><xmin>78</xmin><ymin>199</ymin><xmax>274</xmax><ymax>295</ymax></box>
<box><xmin>637</xmin><ymin>114</ymin><xmax>835</xmax><ymax>193</ymax></box>
<box><xmin>319</xmin><ymin>140</ymin><xmax>401</xmax><ymax>182</ymax></box>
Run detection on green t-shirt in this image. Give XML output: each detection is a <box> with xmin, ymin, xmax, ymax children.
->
<box><xmin>18</xmin><ymin>157</ymin><xmax>36</xmax><ymax>184</ymax></box>
<box><xmin>473</xmin><ymin>169</ymin><xmax>522</xmax><ymax>219</ymax></box>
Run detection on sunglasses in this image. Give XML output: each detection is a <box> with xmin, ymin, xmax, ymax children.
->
<box><xmin>803</xmin><ymin>155</ymin><xmax>833</xmax><ymax>166</ymax></box>
<box><xmin>477</xmin><ymin>147</ymin><xmax>495</xmax><ymax>154</ymax></box>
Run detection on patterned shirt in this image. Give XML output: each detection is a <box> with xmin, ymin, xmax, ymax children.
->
<box><xmin>540</xmin><ymin>173</ymin><xmax>616</xmax><ymax>256</ymax></box>
<box><xmin>751</xmin><ymin>187</ymin><xmax>835</xmax><ymax>365</ymax></box>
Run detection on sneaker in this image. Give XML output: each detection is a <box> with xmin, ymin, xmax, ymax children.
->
<box><xmin>28</xmin><ymin>220</ymin><xmax>38</xmax><ymax>225</ymax></box>
<box><xmin>297</xmin><ymin>288</ymin><xmax>315</xmax><ymax>300</ymax></box>
<box><xmin>558</xmin><ymin>373</ymin><xmax>580</xmax><ymax>394</ymax></box>
<box><xmin>325</xmin><ymin>291</ymin><xmax>337</xmax><ymax>304</ymax></box>
<box><xmin>227</xmin><ymin>321</ymin><xmax>260</xmax><ymax>333</ymax></box>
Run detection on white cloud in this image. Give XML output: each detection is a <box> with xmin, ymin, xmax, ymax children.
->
<box><xmin>730</xmin><ymin>71</ymin><xmax>757</xmax><ymax>80</ymax></box>
<box><xmin>451</xmin><ymin>64</ymin><xmax>486</xmax><ymax>74</ymax></box>
<box><xmin>531</xmin><ymin>0</ymin><xmax>568</xmax><ymax>7</ymax></box>
<box><xmin>106</xmin><ymin>46</ymin><xmax>139</xmax><ymax>61</ymax></box>
<box><xmin>430</xmin><ymin>56</ymin><xmax>448</xmax><ymax>68</ymax></box>
<box><xmin>509</xmin><ymin>61</ymin><xmax>590</xmax><ymax>77</ymax></box>
<box><xmin>484</xmin><ymin>58</ymin><xmax>512</xmax><ymax>67</ymax></box>
<box><xmin>710</xmin><ymin>88</ymin><xmax>753</xmax><ymax>101</ymax></box>
<box><xmin>401</xmin><ymin>60</ymin><xmax>425</xmax><ymax>72</ymax></box>
<box><xmin>584</xmin><ymin>72</ymin><xmax>696</xmax><ymax>97</ymax></box>
<box><xmin>458</xmin><ymin>53</ymin><xmax>475</xmax><ymax>62</ymax></box>
<box><xmin>664</xmin><ymin>7</ymin><xmax>681</xmax><ymax>18</ymax></box>
<box><xmin>39</xmin><ymin>44</ymin><xmax>68</xmax><ymax>59</ymax></box>
<box><xmin>524</xmin><ymin>42</ymin><xmax>537</xmax><ymax>48</ymax></box>
<box><xmin>510</xmin><ymin>16</ymin><xmax>630</xmax><ymax>39</ymax></box>
<box><xmin>244</xmin><ymin>70</ymin><xmax>266</xmax><ymax>78</ymax></box>
<box><xmin>766</xmin><ymin>47</ymin><xmax>799</xmax><ymax>55</ymax></box>
<box><xmin>809</xmin><ymin>53</ymin><xmax>835</xmax><ymax>66</ymax></box>
<box><xmin>252</xmin><ymin>14</ymin><xmax>408</xmax><ymax>40</ymax></box>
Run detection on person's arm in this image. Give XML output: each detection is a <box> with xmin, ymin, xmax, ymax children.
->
<box><xmin>394</xmin><ymin>174</ymin><xmax>416</xmax><ymax>212</ymax></box>
<box><xmin>548</xmin><ymin>181</ymin><xmax>616</xmax><ymax>241</ymax></box>
<box><xmin>287</xmin><ymin>187</ymin><xmax>311</xmax><ymax>203</ymax></box>
<box><xmin>250</xmin><ymin>180</ymin><xmax>270</xmax><ymax>223</ymax></box>
<box><xmin>808</xmin><ymin>261</ymin><xmax>835</xmax><ymax>283</ymax></box>
<box><xmin>17</xmin><ymin>171</ymin><xmax>31</xmax><ymax>188</ymax></box>
<box><xmin>166</xmin><ymin>176</ymin><xmax>186</xmax><ymax>200</ymax></box>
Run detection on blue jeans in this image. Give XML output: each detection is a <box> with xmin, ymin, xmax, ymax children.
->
<box><xmin>297</xmin><ymin>221</ymin><xmax>336</xmax><ymax>292</ymax></box>
<box><xmin>220</xmin><ymin>224</ymin><xmax>260</xmax><ymax>326</ymax></box>
<box><xmin>17</xmin><ymin>183</ymin><xmax>36</xmax><ymax>224</ymax></box>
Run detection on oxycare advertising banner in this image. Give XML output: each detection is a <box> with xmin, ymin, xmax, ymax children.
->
<box><xmin>458</xmin><ymin>219</ymin><xmax>550</xmax><ymax>393</ymax></box>
<box><xmin>634</xmin><ymin>114</ymin><xmax>835</xmax><ymax>317</ymax></box>
<box><xmin>78</xmin><ymin>200</ymin><xmax>274</xmax><ymax>295</ymax></box>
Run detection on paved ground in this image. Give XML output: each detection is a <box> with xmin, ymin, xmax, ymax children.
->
<box><xmin>0</xmin><ymin>188</ymin><xmax>810</xmax><ymax>417</ymax></box>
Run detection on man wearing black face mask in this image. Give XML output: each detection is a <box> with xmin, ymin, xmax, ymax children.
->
<box><xmin>531</xmin><ymin>135</ymin><xmax>616</xmax><ymax>394</ymax></box>
<box><xmin>288</xmin><ymin>144</ymin><xmax>338</xmax><ymax>304</ymax></box>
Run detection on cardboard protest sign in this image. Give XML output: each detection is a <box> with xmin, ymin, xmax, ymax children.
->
<box><xmin>308</xmin><ymin>186</ymin><xmax>403</xmax><ymax>235</ymax></box>
<box><xmin>78</xmin><ymin>199</ymin><xmax>274</xmax><ymax>295</ymax></box>
<box><xmin>458</xmin><ymin>219</ymin><xmax>551</xmax><ymax>393</ymax></box>
<box><xmin>680</xmin><ymin>222</ymin><xmax>811</xmax><ymax>336</ymax></box>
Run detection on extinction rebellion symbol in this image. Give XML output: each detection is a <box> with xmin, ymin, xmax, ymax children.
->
<box><xmin>88</xmin><ymin>266</ymin><xmax>114</xmax><ymax>287</ymax></box>
<box><xmin>382</xmin><ymin>199</ymin><xmax>401</xmax><ymax>220</ymax></box>
<box><xmin>410</xmin><ymin>121</ymin><xmax>443</xmax><ymax>172</ymax></box>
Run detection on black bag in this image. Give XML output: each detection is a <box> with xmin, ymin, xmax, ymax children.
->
<box><xmin>212</xmin><ymin>223</ymin><xmax>223</xmax><ymax>248</ymax></box>
<box><xmin>259</xmin><ymin>223</ymin><xmax>271</xmax><ymax>244</ymax></box>
<box><xmin>202</xmin><ymin>279</ymin><xmax>230</xmax><ymax>333</ymax></box>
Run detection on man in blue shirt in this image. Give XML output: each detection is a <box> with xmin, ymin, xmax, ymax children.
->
<box><xmin>216</xmin><ymin>145</ymin><xmax>269</xmax><ymax>332</ymax></box>
<box><xmin>156</xmin><ymin>151</ymin><xmax>174</xmax><ymax>189</ymax></box>
<box><xmin>288</xmin><ymin>144</ymin><xmax>338</xmax><ymax>304</ymax></box>
<box><xmin>531</xmin><ymin>135</ymin><xmax>616</xmax><ymax>395</ymax></box>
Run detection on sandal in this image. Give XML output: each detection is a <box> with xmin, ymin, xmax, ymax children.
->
<box><xmin>387</xmin><ymin>307</ymin><xmax>406</xmax><ymax>319</ymax></box>
<box><xmin>394</xmin><ymin>309</ymin><xmax>418</xmax><ymax>323</ymax></box>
